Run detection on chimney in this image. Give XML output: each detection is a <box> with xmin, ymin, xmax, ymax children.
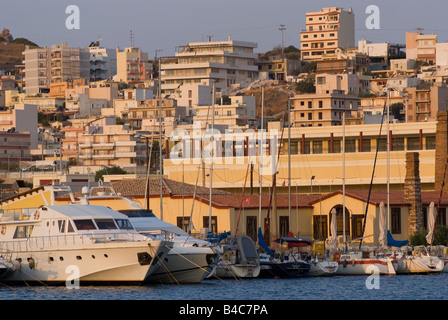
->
<box><xmin>435</xmin><ymin>110</ymin><xmax>448</xmax><ymax>192</ymax></box>
<box><xmin>404</xmin><ymin>152</ymin><xmax>423</xmax><ymax>235</ymax></box>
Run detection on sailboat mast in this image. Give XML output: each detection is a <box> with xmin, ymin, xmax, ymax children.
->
<box><xmin>342</xmin><ymin>112</ymin><xmax>346</xmax><ymax>251</ymax></box>
<box><xmin>386</xmin><ymin>88</ymin><xmax>390</xmax><ymax>231</ymax></box>
<box><xmin>259</xmin><ymin>87</ymin><xmax>264</xmax><ymax>231</ymax></box>
<box><xmin>209</xmin><ymin>81</ymin><xmax>216</xmax><ymax>232</ymax></box>
<box><xmin>159</xmin><ymin>57</ymin><xmax>163</xmax><ymax>221</ymax></box>
<box><xmin>288</xmin><ymin>98</ymin><xmax>291</xmax><ymax>230</ymax></box>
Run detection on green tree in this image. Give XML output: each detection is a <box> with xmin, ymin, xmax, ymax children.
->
<box><xmin>94</xmin><ymin>166</ymin><xmax>127</xmax><ymax>182</ymax></box>
<box><xmin>295</xmin><ymin>78</ymin><xmax>316</xmax><ymax>94</ymax></box>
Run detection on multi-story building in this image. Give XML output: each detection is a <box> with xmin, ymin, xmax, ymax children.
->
<box><xmin>193</xmin><ymin>95</ymin><xmax>256</xmax><ymax>129</ymax></box>
<box><xmin>406</xmin><ymin>32</ymin><xmax>438</xmax><ymax>65</ymax></box>
<box><xmin>256</xmin><ymin>55</ymin><xmax>301</xmax><ymax>81</ymax></box>
<box><xmin>316</xmin><ymin>48</ymin><xmax>369</xmax><ymax>76</ymax></box>
<box><xmin>87</xmin><ymin>41</ymin><xmax>117</xmax><ymax>82</ymax></box>
<box><xmin>77</xmin><ymin>124</ymin><xmax>146</xmax><ymax>171</ymax></box>
<box><xmin>300</xmin><ymin>7</ymin><xmax>355</xmax><ymax>61</ymax></box>
<box><xmin>406</xmin><ymin>84</ymin><xmax>448</xmax><ymax>122</ymax></box>
<box><xmin>115</xmin><ymin>47</ymin><xmax>152</xmax><ymax>85</ymax></box>
<box><xmin>22</xmin><ymin>43</ymin><xmax>90</xmax><ymax>94</ymax></box>
<box><xmin>0</xmin><ymin>131</ymin><xmax>31</xmax><ymax>164</ymax></box>
<box><xmin>0</xmin><ymin>104</ymin><xmax>38</xmax><ymax>148</ymax></box>
<box><xmin>290</xmin><ymin>90</ymin><xmax>359</xmax><ymax>127</ymax></box>
<box><xmin>161</xmin><ymin>38</ymin><xmax>258</xmax><ymax>97</ymax></box>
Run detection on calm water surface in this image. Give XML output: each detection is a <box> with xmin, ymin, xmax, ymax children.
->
<box><xmin>1</xmin><ymin>273</ymin><xmax>447</xmax><ymax>300</ymax></box>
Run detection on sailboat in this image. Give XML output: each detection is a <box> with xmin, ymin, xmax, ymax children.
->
<box><xmin>214</xmin><ymin>234</ymin><xmax>260</xmax><ymax>279</ymax></box>
<box><xmin>333</xmin><ymin>113</ymin><xmax>398</xmax><ymax>276</ymax></box>
<box><xmin>256</xmin><ymin>105</ymin><xmax>310</xmax><ymax>278</ymax></box>
<box><xmin>391</xmin><ymin>202</ymin><xmax>444</xmax><ymax>274</ymax></box>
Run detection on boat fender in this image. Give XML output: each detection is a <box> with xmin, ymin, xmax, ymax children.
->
<box><xmin>332</xmin><ymin>251</ymin><xmax>341</xmax><ymax>261</ymax></box>
<box><xmin>413</xmin><ymin>249</ymin><xmax>421</xmax><ymax>257</ymax></box>
<box><xmin>28</xmin><ymin>258</ymin><xmax>35</xmax><ymax>269</ymax></box>
<box><xmin>343</xmin><ymin>259</ymin><xmax>347</xmax><ymax>268</ymax></box>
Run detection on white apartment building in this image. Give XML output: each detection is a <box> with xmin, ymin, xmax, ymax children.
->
<box><xmin>193</xmin><ymin>95</ymin><xmax>256</xmax><ymax>129</ymax></box>
<box><xmin>161</xmin><ymin>38</ymin><xmax>258</xmax><ymax>97</ymax></box>
<box><xmin>87</xmin><ymin>41</ymin><xmax>117</xmax><ymax>81</ymax></box>
<box><xmin>23</xmin><ymin>43</ymin><xmax>90</xmax><ymax>94</ymax></box>
<box><xmin>300</xmin><ymin>7</ymin><xmax>355</xmax><ymax>61</ymax></box>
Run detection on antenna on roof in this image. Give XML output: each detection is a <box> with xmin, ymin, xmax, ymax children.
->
<box><xmin>130</xmin><ymin>30</ymin><xmax>134</xmax><ymax>47</ymax></box>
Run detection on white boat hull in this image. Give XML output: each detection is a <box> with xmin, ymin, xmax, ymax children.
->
<box><xmin>214</xmin><ymin>260</ymin><xmax>260</xmax><ymax>278</ymax></box>
<box><xmin>335</xmin><ymin>258</ymin><xmax>397</xmax><ymax>276</ymax></box>
<box><xmin>308</xmin><ymin>260</ymin><xmax>338</xmax><ymax>277</ymax></box>
<box><xmin>145</xmin><ymin>245</ymin><xmax>217</xmax><ymax>284</ymax></box>
<box><xmin>1</xmin><ymin>240</ymin><xmax>170</xmax><ymax>284</ymax></box>
<box><xmin>396</xmin><ymin>256</ymin><xmax>444</xmax><ymax>274</ymax></box>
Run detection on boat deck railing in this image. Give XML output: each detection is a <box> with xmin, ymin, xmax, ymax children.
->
<box><xmin>0</xmin><ymin>231</ymin><xmax>160</xmax><ymax>253</ymax></box>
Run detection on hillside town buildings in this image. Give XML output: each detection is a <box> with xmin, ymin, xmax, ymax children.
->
<box><xmin>3</xmin><ymin>6</ymin><xmax>448</xmax><ymax>245</ymax></box>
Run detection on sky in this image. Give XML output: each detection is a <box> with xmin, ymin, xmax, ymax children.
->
<box><xmin>1</xmin><ymin>0</ymin><xmax>448</xmax><ymax>56</ymax></box>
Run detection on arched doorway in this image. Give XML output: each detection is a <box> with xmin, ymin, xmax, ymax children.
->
<box><xmin>329</xmin><ymin>205</ymin><xmax>350</xmax><ymax>237</ymax></box>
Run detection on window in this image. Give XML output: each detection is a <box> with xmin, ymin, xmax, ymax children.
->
<box><xmin>93</xmin><ymin>220</ymin><xmax>117</xmax><ymax>230</ymax></box>
<box><xmin>361</xmin><ymin>139</ymin><xmax>371</xmax><ymax>152</ymax></box>
<box><xmin>407</xmin><ymin>137</ymin><xmax>420</xmax><ymax>150</ymax></box>
<box><xmin>115</xmin><ymin>219</ymin><xmax>133</xmax><ymax>230</ymax></box>
<box><xmin>392</xmin><ymin>137</ymin><xmax>405</xmax><ymax>151</ymax></box>
<box><xmin>308</xmin><ymin>113</ymin><xmax>312</xmax><ymax>120</ymax></box>
<box><xmin>13</xmin><ymin>226</ymin><xmax>34</xmax><ymax>239</ymax></box>
<box><xmin>351</xmin><ymin>215</ymin><xmax>364</xmax><ymax>239</ymax></box>
<box><xmin>345</xmin><ymin>139</ymin><xmax>356</xmax><ymax>153</ymax></box>
<box><xmin>318</xmin><ymin>112</ymin><xmax>323</xmax><ymax>120</ymax></box>
<box><xmin>318</xmin><ymin>101</ymin><xmax>323</xmax><ymax>108</ymax></box>
<box><xmin>279</xmin><ymin>216</ymin><xmax>289</xmax><ymax>237</ymax></box>
<box><xmin>177</xmin><ymin>217</ymin><xmax>191</xmax><ymax>233</ymax></box>
<box><xmin>330</xmin><ymin>205</ymin><xmax>350</xmax><ymax>236</ymax></box>
<box><xmin>118</xmin><ymin>209</ymin><xmax>156</xmax><ymax>218</ymax></box>
<box><xmin>426</xmin><ymin>136</ymin><xmax>436</xmax><ymax>150</ymax></box>
<box><xmin>391</xmin><ymin>208</ymin><xmax>401</xmax><ymax>234</ymax></box>
<box><xmin>73</xmin><ymin>219</ymin><xmax>97</xmax><ymax>231</ymax></box>
<box><xmin>203</xmin><ymin>216</ymin><xmax>218</xmax><ymax>235</ymax></box>
<box><xmin>313</xmin><ymin>140</ymin><xmax>323</xmax><ymax>154</ymax></box>
<box><xmin>313</xmin><ymin>216</ymin><xmax>328</xmax><ymax>240</ymax></box>
<box><xmin>246</xmin><ymin>216</ymin><xmax>257</xmax><ymax>241</ymax></box>
<box><xmin>317</xmin><ymin>77</ymin><xmax>326</xmax><ymax>85</ymax></box>
<box><xmin>58</xmin><ymin>220</ymin><xmax>66</xmax><ymax>233</ymax></box>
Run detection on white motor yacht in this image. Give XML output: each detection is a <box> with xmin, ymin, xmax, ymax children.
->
<box><xmin>0</xmin><ymin>204</ymin><xmax>172</xmax><ymax>285</ymax></box>
<box><xmin>81</xmin><ymin>186</ymin><xmax>218</xmax><ymax>284</ymax></box>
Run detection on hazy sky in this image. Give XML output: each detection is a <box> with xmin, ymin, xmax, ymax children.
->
<box><xmin>2</xmin><ymin>0</ymin><xmax>448</xmax><ymax>56</ymax></box>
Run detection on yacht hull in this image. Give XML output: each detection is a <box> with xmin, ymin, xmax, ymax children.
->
<box><xmin>396</xmin><ymin>256</ymin><xmax>444</xmax><ymax>274</ymax></box>
<box><xmin>0</xmin><ymin>240</ymin><xmax>170</xmax><ymax>285</ymax></box>
<box><xmin>335</xmin><ymin>258</ymin><xmax>397</xmax><ymax>275</ymax></box>
<box><xmin>145</xmin><ymin>245</ymin><xmax>217</xmax><ymax>284</ymax></box>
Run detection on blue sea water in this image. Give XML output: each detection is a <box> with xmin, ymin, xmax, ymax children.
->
<box><xmin>1</xmin><ymin>273</ymin><xmax>447</xmax><ymax>301</ymax></box>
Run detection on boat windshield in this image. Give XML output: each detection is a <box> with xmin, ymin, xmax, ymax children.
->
<box><xmin>115</xmin><ymin>219</ymin><xmax>133</xmax><ymax>230</ymax></box>
<box><xmin>73</xmin><ymin>219</ymin><xmax>97</xmax><ymax>231</ymax></box>
<box><xmin>118</xmin><ymin>209</ymin><xmax>156</xmax><ymax>218</ymax></box>
<box><xmin>94</xmin><ymin>219</ymin><xmax>118</xmax><ymax>230</ymax></box>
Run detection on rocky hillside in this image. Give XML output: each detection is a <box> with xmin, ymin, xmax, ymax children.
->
<box><xmin>231</xmin><ymin>80</ymin><xmax>298</xmax><ymax>120</ymax></box>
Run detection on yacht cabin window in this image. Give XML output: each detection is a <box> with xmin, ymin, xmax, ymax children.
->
<box><xmin>94</xmin><ymin>219</ymin><xmax>118</xmax><ymax>230</ymax></box>
<box><xmin>115</xmin><ymin>219</ymin><xmax>133</xmax><ymax>230</ymax></box>
<box><xmin>58</xmin><ymin>220</ymin><xmax>66</xmax><ymax>233</ymax></box>
<box><xmin>13</xmin><ymin>225</ymin><xmax>34</xmax><ymax>239</ymax></box>
<box><xmin>73</xmin><ymin>219</ymin><xmax>97</xmax><ymax>231</ymax></box>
